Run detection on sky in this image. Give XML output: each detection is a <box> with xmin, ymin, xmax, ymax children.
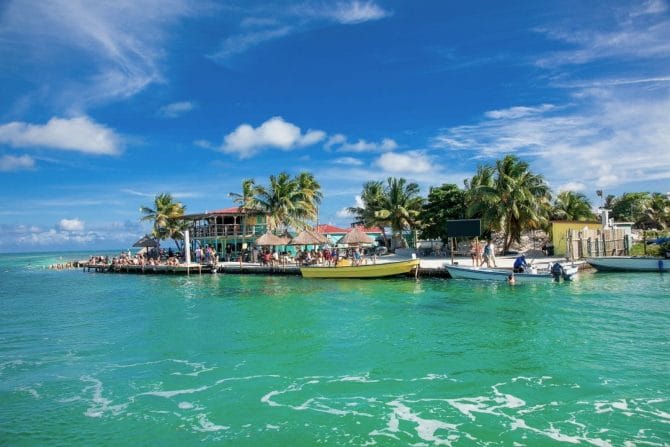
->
<box><xmin>1</xmin><ymin>0</ymin><xmax>669</xmax><ymax>252</ymax></box>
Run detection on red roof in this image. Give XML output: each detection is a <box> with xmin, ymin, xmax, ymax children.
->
<box><xmin>316</xmin><ymin>224</ymin><xmax>348</xmax><ymax>234</ymax></box>
<box><xmin>204</xmin><ymin>206</ymin><xmax>244</xmax><ymax>214</ymax></box>
<box><xmin>316</xmin><ymin>224</ymin><xmax>383</xmax><ymax>234</ymax></box>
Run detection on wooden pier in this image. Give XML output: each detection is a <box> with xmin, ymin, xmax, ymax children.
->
<box><xmin>83</xmin><ymin>263</ymin><xmax>213</xmax><ymax>275</ymax></box>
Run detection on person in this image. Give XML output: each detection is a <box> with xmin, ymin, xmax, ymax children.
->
<box><xmin>353</xmin><ymin>248</ymin><xmax>362</xmax><ymax>266</ymax></box>
<box><xmin>483</xmin><ymin>240</ymin><xmax>497</xmax><ymax>267</ymax></box>
<box><xmin>225</xmin><ymin>244</ymin><xmax>233</xmax><ymax>262</ymax></box>
<box><xmin>470</xmin><ymin>239</ymin><xmax>478</xmax><ymax>267</ymax></box>
<box><xmin>513</xmin><ymin>255</ymin><xmax>529</xmax><ymax>273</ymax></box>
<box><xmin>507</xmin><ymin>274</ymin><xmax>516</xmax><ymax>285</ymax></box>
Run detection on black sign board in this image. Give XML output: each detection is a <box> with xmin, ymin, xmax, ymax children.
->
<box><xmin>445</xmin><ymin>219</ymin><xmax>481</xmax><ymax>238</ymax></box>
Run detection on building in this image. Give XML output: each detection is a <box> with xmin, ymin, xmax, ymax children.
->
<box><xmin>183</xmin><ymin>207</ymin><xmax>268</xmax><ymax>255</ymax></box>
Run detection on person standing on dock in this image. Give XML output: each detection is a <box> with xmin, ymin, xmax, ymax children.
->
<box><xmin>483</xmin><ymin>240</ymin><xmax>497</xmax><ymax>268</ymax></box>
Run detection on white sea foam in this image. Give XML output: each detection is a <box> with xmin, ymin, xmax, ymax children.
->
<box><xmin>178</xmin><ymin>401</ymin><xmax>195</xmax><ymax>409</ymax></box>
<box><xmin>81</xmin><ymin>375</ymin><xmax>128</xmax><ymax>418</ymax></box>
<box><xmin>141</xmin><ymin>385</ymin><xmax>210</xmax><ymax>399</ymax></box>
<box><xmin>384</xmin><ymin>400</ymin><xmax>459</xmax><ymax>446</ymax></box>
<box><xmin>194</xmin><ymin>413</ymin><xmax>229</xmax><ymax>432</ymax></box>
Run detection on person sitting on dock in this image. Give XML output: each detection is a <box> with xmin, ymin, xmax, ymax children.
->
<box><xmin>513</xmin><ymin>255</ymin><xmax>529</xmax><ymax>273</ymax></box>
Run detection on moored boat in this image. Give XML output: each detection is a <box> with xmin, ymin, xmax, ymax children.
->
<box><xmin>300</xmin><ymin>258</ymin><xmax>420</xmax><ymax>279</ymax></box>
<box><xmin>585</xmin><ymin>256</ymin><xmax>669</xmax><ymax>272</ymax></box>
<box><xmin>445</xmin><ymin>263</ymin><xmax>577</xmax><ymax>283</ymax></box>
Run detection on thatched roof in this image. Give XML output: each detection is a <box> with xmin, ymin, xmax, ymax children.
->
<box><xmin>290</xmin><ymin>229</ymin><xmax>329</xmax><ymax>245</ymax></box>
<box><xmin>337</xmin><ymin>227</ymin><xmax>373</xmax><ymax>245</ymax></box>
<box><xmin>255</xmin><ymin>232</ymin><xmax>290</xmax><ymax>246</ymax></box>
<box><xmin>132</xmin><ymin>235</ymin><xmax>159</xmax><ymax>248</ymax></box>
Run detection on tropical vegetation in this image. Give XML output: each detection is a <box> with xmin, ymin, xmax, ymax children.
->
<box><xmin>348</xmin><ymin>177</ymin><xmax>423</xmax><ymax>250</ymax></box>
<box><xmin>140</xmin><ymin>193</ymin><xmax>187</xmax><ymax>250</ymax></box>
<box><xmin>143</xmin><ymin>155</ymin><xmax>670</xmax><ymax>253</ymax></box>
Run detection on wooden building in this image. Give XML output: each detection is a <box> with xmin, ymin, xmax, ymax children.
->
<box><xmin>183</xmin><ymin>207</ymin><xmax>268</xmax><ymax>256</ymax></box>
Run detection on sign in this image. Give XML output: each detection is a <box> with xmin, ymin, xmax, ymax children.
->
<box><xmin>445</xmin><ymin>219</ymin><xmax>481</xmax><ymax>238</ymax></box>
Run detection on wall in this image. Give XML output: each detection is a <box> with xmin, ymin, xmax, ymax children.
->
<box><xmin>550</xmin><ymin>221</ymin><xmax>602</xmax><ymax>256</ymax></box>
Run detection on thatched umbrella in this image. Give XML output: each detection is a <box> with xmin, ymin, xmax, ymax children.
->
<box><xmin>254</xmin><ymin>231</ymin><xmax>290</xmax><ymax>246</ymax></box>
<box><xmin>133</xmin><ymin>235</ymin><xmax>159</xmax><ymax>248</ymax></box>
<box><xmin>289</xmin><ymin>229</ymin><xmax>329</xmax><ymax>246</ymax></box>
<box><xmin>337</xmin><ymin>227</ymin><xmax>373</xmax><ymax>246</ymax></box>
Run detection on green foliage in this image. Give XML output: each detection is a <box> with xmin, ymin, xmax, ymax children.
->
<box><xmin>465</xmin><ymin>155</ymin><xmax>551</xmax><ymax>252</ymax></box>
<box><xmin>552</xmin><ymin>191</ymin><xmax>597</xmax><ymax>221</ymax></box>
<box><xmin>250</xmin><ymin>172</ymin><xmax>322</xmax><ymax>232</ymax></box>
<box><xmin>139</xmin><ymin>193</ymin><xmax>187</xmax><ymax>249</ymax></box>
<box><xmin>349</xmin><ymin>177</ymin><xmax>423</xmax><ymax>250</ymax></box>
<box><xmin>419</xmin><ymin>183</ymin><xmax>466</xmax><ymax>241</ymax></box>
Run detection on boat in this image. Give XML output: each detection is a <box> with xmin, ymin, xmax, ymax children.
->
<box><xmin>300</xmin><ymin>258</ymin><xmax>421</xmax><ymax>279</ymax></box>
<box><xmin>445</xmin><ymin>263</ymin><xmax>578</xmax><ymax>283</ymax></box>
<box><xmin>585</xmin><ymin>256</ymin><xmax>669</xmax><ymax>272</ymax></box>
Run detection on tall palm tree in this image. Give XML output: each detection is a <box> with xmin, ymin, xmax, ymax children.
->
<box><xmin>464</xmin><ymin>165</ymin><xmax>497</xmax><ymax>236</ymax></box>
<box><xmin>140</xmin><ymin>193</ymin><xmax>187</xmax><ymax>250</ymax></box>
<box><xmin>295</xmin><ymin>172</ymin><xmax>323</xmax><ymax>224</ymax></box>
<box><xmin>467</xmin><ymin>155</ymin><xmax>551</xmax><ymax>252</ymax></box>
<box><xmin>551</xmin><ymin>191</ymin><xmax>597</xmax><ymax>221</ymax></box>
<box><xmin>253</xmin><ymin>172</ymin><xmax>303</xmax><ymax>232</ymax></box>
<box><xmin>347</xmin><ymin>180</ymin><xmax>389</xmax><ymax>246</ymax></box>
<box><xmin>375</xmin><ymin>177</ymin><xmax>423</xmax><ymax>250</ymax></box>
<box><xmin>229</xmin><ymin>178</ymin><xmax>257</xmax><ymax>238</ymax></box>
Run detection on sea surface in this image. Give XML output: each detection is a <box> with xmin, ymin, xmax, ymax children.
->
<box><xmin>1</xmin><ymin>252</ymin><xmax>669</xmax><ymax>446</ymax></box>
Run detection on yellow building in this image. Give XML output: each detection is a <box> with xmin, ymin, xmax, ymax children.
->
<box><xmin>550</xmin><ymin>221</ymin><xmax>602</xmax><ymax>256</ymax></box>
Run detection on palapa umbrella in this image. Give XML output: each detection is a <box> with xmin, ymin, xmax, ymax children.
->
<box><xmin>254</xmin><ymin>231</ymin><xmax>290</xmax><ymax>246</ymax></box>
<box><xmin>337</xmin><ymin>227</ymin><xmax>373</xmax><ymax>246</ymax></box>
<box><xmin>132</xmin><ymin>234</ymin><xmax>160</xmax><ymax>248</ymax></box>
<box><xmin>289</xmin><ymin>229</ymin><xmax>329</xmax><ymax>246</ymax></box>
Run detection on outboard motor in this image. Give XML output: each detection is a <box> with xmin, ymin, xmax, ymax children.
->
<box><xmin>551</xmin><ymin>262</ymin><xmax>564</xmax><ymax>281</ymax></box>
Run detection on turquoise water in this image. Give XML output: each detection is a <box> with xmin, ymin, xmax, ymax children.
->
<box><xmin>1</xmin><ymin>252</ymin><xmax>669</xmax><ymax>446</ymax></box>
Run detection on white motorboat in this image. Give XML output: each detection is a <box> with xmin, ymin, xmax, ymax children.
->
<box><xmin>445</xmin><ymin>263</ymin><xmax>578</xmax><ymax>283</ymax></box>
<box><xmin>585</xmin><ymin>256</ymin><xmax>669</xmax><ymax>272</ymax></box>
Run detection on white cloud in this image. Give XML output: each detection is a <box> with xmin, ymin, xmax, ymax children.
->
<box><xmin>0</xmin><ymin>116</ymin><xmax>122</xmax><ymax>155</ymax></box>
<box><xmin>485</xmin><ymin>104</ymin><xmax>556</xmax><ymax>120</ymax></box>
<box><xmin>432</xmin><ymin>93</ymin><xmax>670</xmax><ymax>192</ymax></box>
<box><xmin>375</xmin><ymin>151</ymin><xmax>434</xmax><ymax>174</ymax></box>
<box><xmin>221</xmin><ymin>116</ymin><xmax>326</xmax><ymax>158</ymax></box>
<box><xmin>158</xmin><ymin>101</ymin><xmax>197</xmax><ymax>118</ymax></box>
<box><xmin>59</xmin><ymin>218</ymin><xmax>85</xmax><ymax>232</ymax></box>
<box><xmin>209</xmin><ymin>26</ymin><xmax>293</xmax><ymax>61</ymax></box>
<box><xmin>0</xmin><ymin>155</ymin><xmax>35</xmax><ymax>172</ymax></box>
<box><xmin>535</xmin><ymin>4</ymin><xmax>670</xmax><ymax>67</ymax></box>
<box><xmin>557</xmin><ymin>182</ymin><xmax>587</xmax><ymax>193</ymax></box>
<box><xmin>333</xmin><ymin>157</ymin><xmax>364</xmax><ymax>166</ymax></box>
<box><xmin>330</xmin><ymin>136</ymin><xmax>398</xmax><ymax>153</ymax></box>
<box><xmin>327</xmin><ymin>1</ymin><xmax>390</xmax><ymax>24</ymax></box>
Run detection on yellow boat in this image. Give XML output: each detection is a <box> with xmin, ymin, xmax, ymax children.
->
<box><xmin>300</xmin><ymin>258</ymin><xmax>421</xmax><ymax>279</ymax></box>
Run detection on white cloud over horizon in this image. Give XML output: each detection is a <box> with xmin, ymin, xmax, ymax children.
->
<box><xmin>432</xmin><ymin>92</ymin><xmax>670</xmax><ymax>191</ymax></box>
<box><xmin>59</xmin><ymin>218</ymin><xmax>85</xmax><ymax>232</ymax></box>
<box><xmin>0</xmin><ymin>116</ymin><xmax>122</xmax><ymax>155</ymax></box>
<box><xmin>220</xmin><ymin>116</ymin><xmax>326</xmax><ymax>158</ymax></box>
<box><xmin>375</xmin><ymin>151</ymin><xmax>435</xmax><ymax>174</ymax></box>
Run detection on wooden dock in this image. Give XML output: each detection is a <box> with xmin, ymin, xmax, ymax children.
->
<box><xmin>83</xmin><ymin>263</ymin><xmax>213</xmax><ymax>275</ymax></box>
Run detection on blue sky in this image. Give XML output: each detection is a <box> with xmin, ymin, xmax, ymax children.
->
<box><xmin>1</xmin><ymin>0</ymin><xmax>669</xmax><ymax>252</ymax></box>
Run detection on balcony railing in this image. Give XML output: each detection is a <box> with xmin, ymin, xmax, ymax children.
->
<box><xmin>190</xmin><ymin>224</ymin><xmax>267</xmax><ymax>239</ymax></box>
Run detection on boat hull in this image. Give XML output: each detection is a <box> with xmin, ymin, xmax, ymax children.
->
<box><xmin>445</xmin><ymin>264</ymin><xmax>575</xmax><ymax>283</ymax></box>
<box><xmin>300</xmin><ymin>259</ymin><xmax>420</xmax><ymax>279</ymax></box>
<box><xmin>586</xmin><ymin>256</ymin><xmax>669</xmax><ymax>272</ymax></box>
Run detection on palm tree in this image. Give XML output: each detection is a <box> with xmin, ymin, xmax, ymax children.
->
<box><xmin>229</xmin><ymin>178</ymin><xmax>257</xmax><ymax>238</ymax></box>
<box><xmin>347</xmin><ymin>180</ymin><xmax>389</xmax><ymax>246</ymax></box>
<box><xmin>295</xmin><ymin>172</ymin><xmax>323</xmax><ymax>224</ymax></box>
<box><xmin>640</xmin><ymin>192</ymin><xmax>670</xmax><ymax>230</ymax></box>
<box><xmin>464</xmin><ymin>165</ymin><xmax>497</xmax><ymax>236</ymax></box>
<box><xmin>551</xmin><ymin>191</ymin><xmax>597</xmax><ymax>221</ymax></box>
<box><xmin>253</xmin><ymin>172</ymin><xmax>303</xmax><ymax>232</ymax></box>
<box><xmin>140</xmin><ymin>193</ymin><xmax>187</xmax><ymax>250</ymax></box>
<box><xmin>375</xmin><ymin>177</ymin><xmax>423</xmax><ymax>250</ymax></box>
<box><xmin>466</xmin><ymin>155</ymin><xmax>551</xmax><ymax>252</ymax></box>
